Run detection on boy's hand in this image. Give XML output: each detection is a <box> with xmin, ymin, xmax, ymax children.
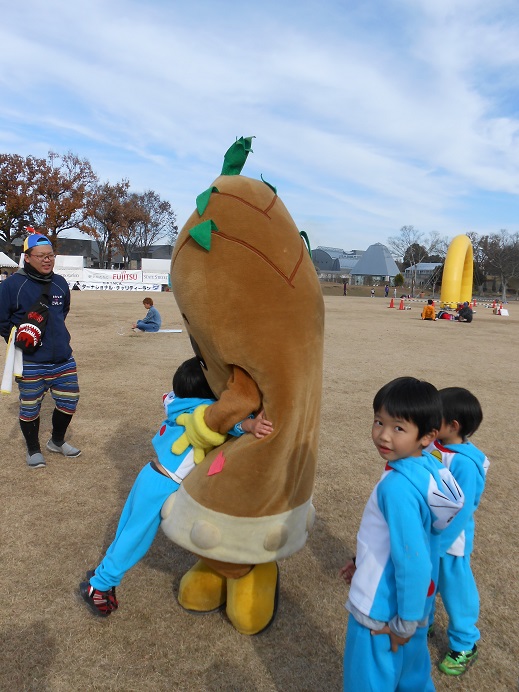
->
<box><xmin>371</xmin><ymin>625</ymin><xmax>411</xmax><ymax>652</ymax></box>
<box><xmin>246</xmin><ymin>410</ymin><xmax>274</xmax><ymax>438</ymax></box>
<box><xmin>339</xmin><ymin>560</ymin><xmax>356</xmax><ymax>584</ymax></box>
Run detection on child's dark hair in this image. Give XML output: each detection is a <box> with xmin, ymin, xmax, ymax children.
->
<box><xmin>373</xmin><ymin>376</ymin><xmax>442</xmax><ymax>438</ymax></box>
<box><xmin>143</xmin><ymin>297</ymin><xmax>153</xmax><ymax>306</ymax></box>
<box><xmin>439</xmin><ymin>387</ymin><xmax>483</xmax><ymax>439</ymax></box>
<box><xmin>173</xmin><ymin>357</ymin><xmax>214</xmax><ymax>399</ymax></box>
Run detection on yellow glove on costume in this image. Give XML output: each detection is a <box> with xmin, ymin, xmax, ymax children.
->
<box><xmin>173</xmin><ymin>404</ymin><xmax>227</xmax><ymax>464</ymax></box>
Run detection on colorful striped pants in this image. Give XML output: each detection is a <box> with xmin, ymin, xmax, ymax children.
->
<box><xmin>16</xmin><ymin>357</ymin><xmax>80</xmax><ymax>421</ymax></box>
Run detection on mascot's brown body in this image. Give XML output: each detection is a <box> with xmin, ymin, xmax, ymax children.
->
<box><xmin>160</xmin><ymin>138</ymin><xmax>324</xmax><ymax>634</ymax></box>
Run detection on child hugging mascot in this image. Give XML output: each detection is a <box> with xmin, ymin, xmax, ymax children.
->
<box><xmin>160</xmin><ymin>137</ymin><xmax>324</xmax><ymax>635</ymax></box>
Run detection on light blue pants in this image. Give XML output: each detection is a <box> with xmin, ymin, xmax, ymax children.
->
<box><xmin>136</xmin><ymin>320</ymin><xmax>159</xmax><ymax>332</ymax></box>
<box><xmin>432</xmin><ymin>553</ymin><xmax>480</xmax><ymax>651</ymax></box>
<box><xmin>343</xmin><ymin>614</ymin><xmax>434</xmax><ymax>691</ymax></box>
<box><xmin>90</xmin><ymin>463</ymin><xmax>177</xmax><ymax>592</ymax></box>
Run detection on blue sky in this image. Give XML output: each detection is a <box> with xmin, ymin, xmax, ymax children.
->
<box><xmin>1</xmin><ymin>0</ymin><xmax>519</xmax><ymax>250</ymax></box>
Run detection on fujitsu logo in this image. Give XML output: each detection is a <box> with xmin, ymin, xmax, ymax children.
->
<box><xmin>27</xmin><ymin>311</ymin><xmax>44</xmax><ymax>323</ymax></box>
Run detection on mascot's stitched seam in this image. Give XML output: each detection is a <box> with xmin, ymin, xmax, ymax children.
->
<box><xmin>170</xmin><ymin>236</ymin><xmax>194</xmax><ymax>270</ymax></box>
<box><xmin>263</xmin><ymin>196</ymin><xmax>277</xmax><ymax>214</ymax></box>
<box><xmin>288</xmin><ymin>242</ymin><xmax>306</xmax><ymax>284</ymax></box>
<box><xmin>213</xmin><ymin>232</ymin><xmax>298</xmax><ymax>288</ymax></box>
<box><xmin>215</xmin><ymin>192</ymin><xmax>275</xmax><ymax>219</ymax></box>
<box><xmin>171</xmin><ymin>230</ymin><xmax>296</xmax><ymax>287</ymax></box>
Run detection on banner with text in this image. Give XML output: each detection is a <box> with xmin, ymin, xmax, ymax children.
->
<box><xmin>82</xmin><ymin>268</ymin><xmax>143</xmax><ymax>283</ymax></box>
<box><xmin>76</xmin><ymin>282</ymin><xmax>161</xmax><ymax>292</ymax></box>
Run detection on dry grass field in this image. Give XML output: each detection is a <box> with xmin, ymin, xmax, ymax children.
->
<box><xmin>0</xmin><ymin>290</ymin><xmax>517</xmax><ymax>691</ymax></box>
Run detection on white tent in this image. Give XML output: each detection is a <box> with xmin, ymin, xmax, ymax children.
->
<box><xmin>55</xmin><ymin>255</ymin><xmax>84</xmax><ymax>269</ymax></box>
<box><xmin>141</xmin><ymin>258</ymin><xmax>171</xmax><ymax>272</ymax></box>
<box><xmin>0</xmin><ymin>252</ymin><xmax>18</xmax><ymax>268</ymax></box>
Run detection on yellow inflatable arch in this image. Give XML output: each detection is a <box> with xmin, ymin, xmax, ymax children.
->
<box><xmin>440</xmin><ymin>235</ymin><xmax>473</xmax><ymax>309</ymax></box>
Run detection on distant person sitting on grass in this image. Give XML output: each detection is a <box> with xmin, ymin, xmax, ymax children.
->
<box><xmin>421</xmin><ymin>299</ymin><xmax>436</xmax><ymax>321</ymax></box>
<box><xmin>79</xmin><ymin>357</ymin><xmax>273</xmax><ymax>617</ymax></box>
<box><xmin>132</xmin><ymin>296</ymin><xmax>161</xmax><ymax>332</ymax></box>
<box><xmin>455</xmin><ymin>302</ymin><xmax>473</xmax><ymax>323</ymax></box>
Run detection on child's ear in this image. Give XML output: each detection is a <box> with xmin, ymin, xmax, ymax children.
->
<box><xmin>420</xmin><ymin>430</ymin><xmax>438</xmax><ymax>448</ymax></box>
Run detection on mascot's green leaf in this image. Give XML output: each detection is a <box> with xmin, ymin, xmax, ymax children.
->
<box><xmin>196</xmin><ymin>187</ymin><xmax>219</xmax><ymax>216</ymax></box>
<box><xmin>261</xmin><ymin>175</ymin><xmax>277</xmax><ymax>194</ymax></box>
<box><xmin>189</xmin><ymin>219</ymin><xmax>219</xmax><ymax>251</ymax></box>
<box><xmin>299</xmin><ymin>230</ymin><xmax>312</xmax><ymax>257</ymax></box>
<box><xmin>221</xmin><ymin>136</ymin><xmax>255</xmax><ymax>175</ymax></box>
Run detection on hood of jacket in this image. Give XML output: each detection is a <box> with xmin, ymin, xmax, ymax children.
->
<box><xmin>163</xmin><ymin>393</ymin><xmax>215</xmax><ymax>420</ymax></box>
<box><xmin>440</xmin><ymin>440</ymin><xmax>489</xmax><ymax>481</ymax></box>
<box><xmin>388</xmin><ymin>452</ymin><xmax>464</xmax><ymax>534</ymax></box>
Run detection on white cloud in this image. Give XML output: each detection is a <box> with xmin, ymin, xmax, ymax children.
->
<box><xmin>1</xmin><ymin>0</ymin><xmax>519</xmax><ymax>248</ymax></box>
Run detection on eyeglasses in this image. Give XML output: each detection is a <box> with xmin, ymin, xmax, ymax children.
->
<box><xmin>30</xmin><ymin>253</ymin><xmax>56</xmax><ymax>261</ymax></box>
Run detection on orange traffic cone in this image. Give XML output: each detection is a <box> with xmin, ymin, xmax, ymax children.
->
<box><xmin>399</xmin><ymin>298</ymin><xmax>405</xmax><ymax>310</ymax></box>
<box><xmin>473</xmin><ymin>298</ymin><xmax>477</xmax><ymax>306</ymax></box>
<box><xmin>388</xmin><ymin>298</ymin><xmax>394</xmax><ymax>308</ymax></box>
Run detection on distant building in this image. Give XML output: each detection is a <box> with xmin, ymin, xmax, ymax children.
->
<box><xmin>350</xmin><ymin>243</ymin><xmax>400</xmax><ymax>285</ymax></box>
<box><xmin>311</xmin><ymin>246</ymin><xmax>364</xmax><ymax>282</ymax></box>
<box><xmin>6</xmin><ymin>236</ymin><xmax>173</xmax><ymax>269</ymax></box>
<box><xmin>404</xmin><ymin>262</ymin><xmax>443</xmax><ymax>287</ymax></box>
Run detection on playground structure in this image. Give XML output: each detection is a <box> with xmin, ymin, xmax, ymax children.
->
<box><xmin>440</xmin><ymin>234</ymin><xmax>473</xmax><ymax>309</ymax></box>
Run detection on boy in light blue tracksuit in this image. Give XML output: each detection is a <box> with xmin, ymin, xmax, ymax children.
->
<box><xmin>79</xmin><ymin>357</ymin><xmax>273</xmax><ymax>617</ymax></box>
<box><xmin>427</xmin><ymin>387</ymin><xmax>489</xmax><ymax>677</ymax></box>
<box><xmin>340</xmin><ymin>377</ymin><xmax>464</xmax><ymax>692</ymax></box>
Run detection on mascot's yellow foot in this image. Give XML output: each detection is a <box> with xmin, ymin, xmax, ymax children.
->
<box><xmin>178</xmin><ymin>560</ymin><xmax>227</xmax><ymax>612</ymax></box>
<box><xmin>226</xmin><ymin>562</ymin><xmax>279</xmax><ymax>636</ymax></box>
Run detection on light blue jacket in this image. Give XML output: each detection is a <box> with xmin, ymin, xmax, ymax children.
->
<box><xmin>151</xmin><ymin>392</ymin><xmax>247</xmax><ymax>482</ymax></box>
<box><xmin>142</xmin><ymin>305</ymin><xmax>162</xmax><ymax>329</ymax></box>
<box><xmin>429</xmin><ymin>440</ymin><xmax>489</xmax><ymax>556</ymax></box>
<box><xmin>347</xmin><ymin>452</ymin><xmax>464</xmax><ymax>636</ymax></box>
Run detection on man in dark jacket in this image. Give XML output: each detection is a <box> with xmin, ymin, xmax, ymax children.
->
<box><xmin>0</xmin><ymin>232</ymin><xmax>81</xmax><ymax>468</ymax></box>
<box><xmin>456</xmin><ymin>302</ymin><xmax>473</xmax><ymax>323</ymax></box>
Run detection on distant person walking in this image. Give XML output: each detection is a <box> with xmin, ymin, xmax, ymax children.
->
<box><xmin>370</xmin><ymin>288</ymin><xmax>375</xmax><ymax>298</ymax></box>
<box><xmin>384</xmin><ymin>284</ymin><xmax>389</xmax><ymax>298</ymax></box>
<box><xmin>132</xmin><ymin>297</ymin><xmax>162</xmax><ymax>332</ymax></box>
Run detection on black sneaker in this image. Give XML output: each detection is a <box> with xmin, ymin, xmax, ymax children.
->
<box><xmin>80</xmin><ymin>581</ymin><xmax>118</xmax><ymax>617</ymax></box>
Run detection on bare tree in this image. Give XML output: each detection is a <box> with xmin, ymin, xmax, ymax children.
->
<box><xmin>388</xmin><ymin>226</ymin><xmax>444</xmax><ymax>296</ymax></box>
<box><xmin>115</xmin><ymin>193</ymin><xmax>148</xmax><ymax>266</ymax></box>
<box><xmin>80</xmin><ymin>180</ymin><xmax>130</xmax><ymax>267</ymax></box>
<box><xmin>482</xmin><ymin>230</ymin><xmax>519</xmax><ymax>302</ymax></box>
<box><xmin>134</xmin><ymin>190</ymin><xmax>178</xmax><ymax>257</ymax></box>
<box><xmin>466</xmin><ymin>232</ymin><xmax>489</xmax><ymax>293</ymax></box>
<box><xmin>31</xmin><ymin>152</ymin><xmax>98</xmax><ymax>248</ymax></box>
<box><xmin>0</xmin><ymin>154</ymin><xmax>41</xmax><ymax>255</ymax></box>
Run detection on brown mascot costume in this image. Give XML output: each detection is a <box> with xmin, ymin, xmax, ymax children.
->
<box><xmin>160</xmin><ymin>137</ymin><xmax>324</xmax><ymax>635</ymax></box>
